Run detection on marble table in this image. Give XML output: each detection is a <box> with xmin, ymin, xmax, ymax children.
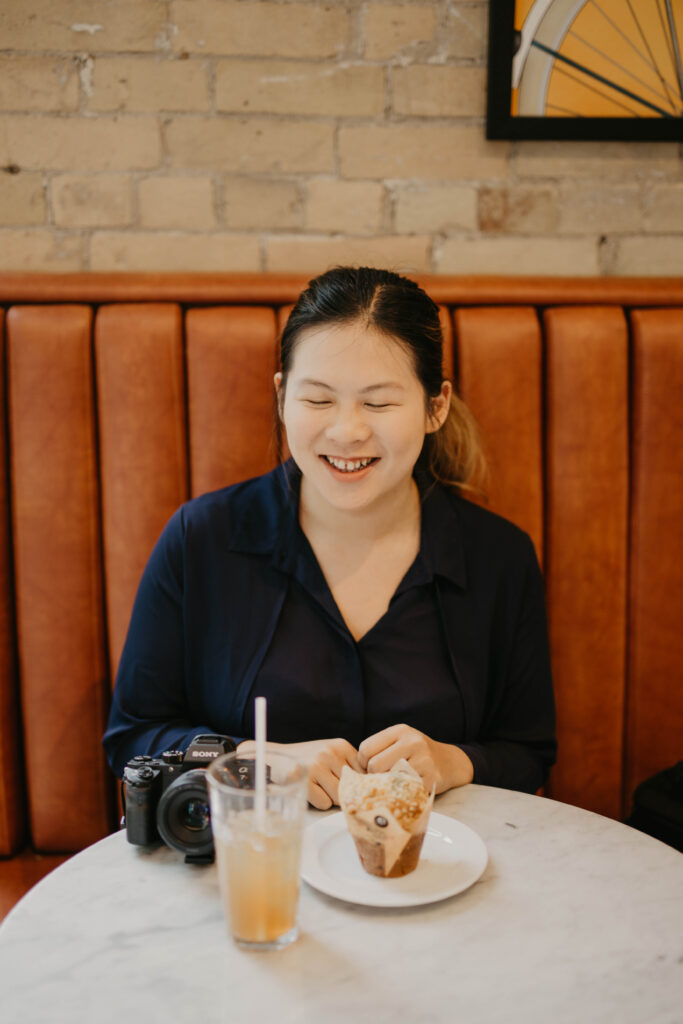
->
<box><xmin>0</xmin><ymin>785</ymin><xmax>681</xmax><ymax>1024</ymax></box>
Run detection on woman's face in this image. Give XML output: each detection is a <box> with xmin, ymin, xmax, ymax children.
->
<box><xmin>276</xmin><ymin>321</ymin><xmax>450</xmax><ymax>517</ymax></box>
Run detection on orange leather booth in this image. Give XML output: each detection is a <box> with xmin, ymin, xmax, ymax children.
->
<box><xmin>1</xmin><ymin>273</ymin><xmax>681</xmax><ymax>917</ymax></box>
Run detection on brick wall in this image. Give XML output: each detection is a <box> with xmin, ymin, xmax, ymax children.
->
<box><xmin>0</xmin><ymin>0</ymin><xmax>681</xmax><ymax>275</ymax></box>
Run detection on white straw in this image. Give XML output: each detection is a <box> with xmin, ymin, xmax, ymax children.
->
<box><xmin>254</xmin><ymin>696</ymin><xmax>267</xmax><ymax>826</ymax></box>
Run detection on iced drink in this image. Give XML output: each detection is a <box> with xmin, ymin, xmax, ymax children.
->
<box><xmin>214</xmin><ymin>812</ymin><xmax>302</xmax><ymax>945</ymax></box>
<box><xmin>207</xmin><ymin>750</ymin><xmax>307</xmax><ymax>950</ymax></box>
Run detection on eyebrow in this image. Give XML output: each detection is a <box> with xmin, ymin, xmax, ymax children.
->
<box><xmin>297</xmin><ymin>378</ymin><xmax>404</xmax><ymax>392</ymax></box>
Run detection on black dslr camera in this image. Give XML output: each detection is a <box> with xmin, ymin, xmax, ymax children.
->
<box><xmin>123</xmin><ymin>734</ymin><xmax>236</xmax><ymax>863</ymax></box>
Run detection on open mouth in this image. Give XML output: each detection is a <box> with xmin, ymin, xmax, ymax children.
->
<box><xmin>321</xmin><ymin>455</ymin><xmax>379</xmax><ymax>474</ymax></box>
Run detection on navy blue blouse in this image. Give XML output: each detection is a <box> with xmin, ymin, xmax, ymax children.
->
<box><xmin>250</xmin><ymin>517</ymin><xmax>466</xmax><ymax>748</ymax></box>
<box><xmin>103</xmin><ymin>463</ymin><xmax>556</xmax><ymax>792</ymax></box>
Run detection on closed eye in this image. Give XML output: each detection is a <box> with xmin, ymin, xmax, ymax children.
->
<box><xmin>365</xmin><ymin>402</ymin><xmax>394</xmax><ymax>409</ymax></box>
<box><xmin>302</xmin><ymin>399</ymin><xmax>332</xmax><ymax>406</ymax></box>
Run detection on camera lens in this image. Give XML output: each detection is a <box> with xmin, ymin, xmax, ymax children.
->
<box><xmin>156</xmin><ymin>770</ymin><xmax>214</xmax><ymax>859</ymax></box>
<box><xmin>180</xmin><ymin>798</ymin><xmax>210</xmax><ymax>832</ymax></box>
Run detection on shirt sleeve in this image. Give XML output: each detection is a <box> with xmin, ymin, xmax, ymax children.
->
<box><xmin>458</xmin><ymin>536</ymin><xmax>557</xmax><ymax>793</ymax></box>
<box><xmin>102</xmin><ymin>507</ymin><xmax>243</xmax><ymax>777</ymax></box>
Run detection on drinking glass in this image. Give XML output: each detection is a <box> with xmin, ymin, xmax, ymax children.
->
<box><xmin>207</xmin><ymin>749</ymin><xmax>308</xmax><ymax>950</ymax></box>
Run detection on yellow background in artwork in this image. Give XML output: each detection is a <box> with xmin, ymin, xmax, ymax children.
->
<box><xmin>514</xmin><ymin>0</ymin><xmax>683</xmax><ymax>117</ymax></box>
<box><xmin>515</xmin><ymin>0</ymin><xmax>536</xmax><ymax>27</ymax></box>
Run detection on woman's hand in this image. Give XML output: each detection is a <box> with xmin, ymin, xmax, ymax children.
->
<box><xmin>358</xmin><ymin>724</ymin><xmax>474</xmax><ymax>795</ymax></box>
<box><xmin>236</xmin><ymin>738</ymin><xmax>362</xmax><ymax>810</ymax></box>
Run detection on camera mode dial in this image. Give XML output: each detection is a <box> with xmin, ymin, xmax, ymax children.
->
<box><xmin>162</xmin><ymin>750</ymin><xmax>184</xmax><ymax>764</ymax></box>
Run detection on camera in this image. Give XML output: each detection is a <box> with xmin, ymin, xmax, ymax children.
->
<box><xmin>123</xmin><ymin>734</ymin><xmax>236</xmax><ymax>863</ymax></box>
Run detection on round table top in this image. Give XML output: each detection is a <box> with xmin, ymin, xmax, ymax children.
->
<box><xmin>1</xmin><ymin>784</ymin><xmax>681</xmax><ymax>1024</ymax></box>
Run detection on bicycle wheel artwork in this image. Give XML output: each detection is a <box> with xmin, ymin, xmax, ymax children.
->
<box><xmin>487</xmin><ymin>0</ymin><xmax>683</xmax><ymax>140</ymax></box>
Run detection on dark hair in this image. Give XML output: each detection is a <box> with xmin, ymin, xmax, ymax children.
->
<box><xmin>278</xmin><ymin>266</ymin><xmax>486</xmax><ymax>494</ymax></box>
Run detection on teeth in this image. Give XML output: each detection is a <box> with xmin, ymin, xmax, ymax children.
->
<box><xmin>325</xmin><ymin>456</ymin><xmax>374</xmax><ymax>472</ymax></box>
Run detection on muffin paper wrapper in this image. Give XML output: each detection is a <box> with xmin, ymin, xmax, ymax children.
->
<box><xmin>342</xmin><ymin>782</ymin><xmax>435</xmax><ymax>876</ymax></box>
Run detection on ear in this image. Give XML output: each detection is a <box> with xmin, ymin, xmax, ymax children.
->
<box><xmin>426</xmin><ymin>380</ymin><xmax>452</xmax><ymax>434</ymax></box>
<box><xmin>274</xmin><ymin>372</ymin><xmax>284</xmax><ymax>418</ymax></box>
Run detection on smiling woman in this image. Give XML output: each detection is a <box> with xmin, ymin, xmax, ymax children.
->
<box><xmin>276</xmin><ymin>321</ymin><xmax>448</xmax><ymax>522</ymax></box>
<box><xmin>103</xmin><ymin>267</ymin><xmax>557</xmax><ymax>811</ymax></box>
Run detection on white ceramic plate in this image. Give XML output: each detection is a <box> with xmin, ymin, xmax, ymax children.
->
<box><xmin>300</xmin><ymin>811</ymin><xmax>488</xmax><ymax>908</ymax></box>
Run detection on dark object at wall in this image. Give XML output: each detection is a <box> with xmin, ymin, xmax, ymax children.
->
<box><xmin>487</xmin><ymin>1</ymin><xmax>683</xmax><ymax>141</ymax></box>
<box><xmin>625</xmin><ymin>762</ymin><xmax>683</xmax><ymax>854</ymax></box>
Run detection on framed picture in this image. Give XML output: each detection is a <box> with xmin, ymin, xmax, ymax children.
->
<box><xmin>486</xmin><ymin>0</ymin><xmax>683</xmax><ymax>141</ymax></box>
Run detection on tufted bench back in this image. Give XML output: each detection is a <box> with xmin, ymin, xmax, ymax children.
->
<box><xmin>0</xmin><ymin>273</ymin><xmax>681</xmax><ymax>855</ymax></box>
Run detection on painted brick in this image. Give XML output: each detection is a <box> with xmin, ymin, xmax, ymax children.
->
<box><xmin>52</xmin><ymin>174</ymin><xmax>133</xmax><ymax>227</ymax></box>
<box><xmin>0</xmin><ymin>0</ymin><xmax>168</xmax><ymax>53</ymax></box>
<box><xmin>556</xmin><ymin>184</ymin><xmax>642</xmax><ymax>235</ymax></box>
<box><xmin>215</xmin><ymin>60</ymin><xmax>384</xmax><ymax>117</ymax></box>
<box><xmin>266</xmin><ymin>234</ymin><xmax>431</xmax><ymax>274</ymax></box>
<box><xmin>0</xmin><ymin>116</ymin><xmax>161</xmax><ymax>171</ymax></box>
<box><xmin>90</xmin><ymin>231</ymin><xmax>261</xmax><ymax>271</ymax></box>
<box><xmin>444</xmin><ymin>3</ymin><xmax>489</xmax><ymax>60</ymax></box>
<box><xmin>0</xmin><ymin>56</ymin><xmax>79</xmax><ymax>111</ymax></box>
<box><xmin>171</xmin><ymin>1</ymin><xmax>350</xmax><ymax>59</ymax></box>
<box><xmin>88</xmin><ymin>57</ymin><xmax>209</xmax><ymax>112</ymax></box>
<box><xmin>515</xmin><ymin>141</ymin><xmax>680</xmax><ymax>180</ymax></box>
<box><xmin>0</xmin><ymin>172</ymin><xmax>46</xmax><ymax>225</ymax></box>
<box><xmin>392</xmin><ymin>66</ymin><xmax>485</xmax><ymax>117</ymax></box>
<box><xmin>0</xmin><ymin>229</ymin><xmax>82</xmax><ymax>270</ymax></box>
<box><xmin>222</xmin><ymin>179</ymin><xmax>301</xmax><ymax>230</ymax></box>
<box><xmin>164</xmin><ymin>118</ymin><xmax>335</xmax><ymax>173</ymax></box>
<box><xmin>362</xmin><ymin>5</ymin><xmax>437</xmax><ymax>61</ymax></box>
<box><xmin>305</xmin><ymin>179</ymin><xmax>383</xmax><ymax>234</ymax></box>
<box><xmin>479</xmin><ymin>185</ymin><xmax>558</xmax><ymax>234</ymax></box>
<box><xmin>0</xmin><ymin>0</ymin><xmax>672</xmax><ymax>275</ymax></box>
<box><xmin>645</xmin><ymin>184</ymin><xmax>683</xmax><ymax>233</ymax></box>
<box><xmin>394</xmin><ymin>184</ymin><xmax>478</xmax><ymax>233</ymax></box>
<box><xmin>339</xmin><ymin>122</ymin><xmax>509</xmax><ymax>181</ymax></box>
<box><xmin>609</xmin><ymin>236</ymin><xmax>683</xmax><ymax>275</ymax></box>
<box><xmin>436</xmin><ymin>236</ymin><xmax>599</xmax><ymax>275</ymax></box>
<box><xmin>138</xmin><ymin>176</ymin><xmax>216</xmax><ymax>229</ymax></box>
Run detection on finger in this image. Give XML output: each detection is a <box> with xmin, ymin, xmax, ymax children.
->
<box><xmin>365</xmin><ymin>744</ymin><xmax>405</xmax><ymax>774</ymax></box>
<box><xmin>307</xmin><ymin>779</ymin><xmax>333</xmax><ymax>810</ymax></box>
<box><xmin>341</xmin><ymin>743</ymin><xmax>363</xmax><ymax>773</ymax></box>
<box><xmin>310</xmin><ymin>763</ymin><xmax>342</xmax><ymax>806</ymax></box>
<box><xmin>326</xmin><ymin>740</ymin><xmax>363</xmax><ymax>774</ymax></box>
<box><xmin>318</xmin><ymin>755</ymin><xmax>349</xmax><ymax>781</ymax></box>
<box><xmin>358</xmin><ymin>725</ymin><xmax>404</xmax><ymax>768</ymax></box>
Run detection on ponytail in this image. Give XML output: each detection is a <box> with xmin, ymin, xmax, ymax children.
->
<box><xmin>425</xmin><ymin>393</ymin><xmax>488</xmax><ymax>498</ymax></box>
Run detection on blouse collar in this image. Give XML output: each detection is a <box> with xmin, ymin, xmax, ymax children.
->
<box><xmin>229</xmin><ymin>460</ymin><xmax>467</xmax><ymax>590</ymax></box>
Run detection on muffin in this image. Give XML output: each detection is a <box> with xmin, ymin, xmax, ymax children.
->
<box><xmin>338</xmin><ymin>760</ymin><xmax>434</xmax><ymax>877</ymax></box>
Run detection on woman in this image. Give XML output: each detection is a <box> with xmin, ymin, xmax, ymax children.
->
<box><xmin>104</xmin><ymin>267</ymin><xmax>556</xmax><ymax>808</ymax></box>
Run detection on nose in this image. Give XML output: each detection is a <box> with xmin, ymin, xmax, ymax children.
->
<box><xmin>325</xmin><ymin>402</ymin><xmax>372</xmax><ymax>446</ymax></box>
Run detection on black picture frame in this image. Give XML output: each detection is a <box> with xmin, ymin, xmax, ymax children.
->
<box><xmin>486</xmin><ymin>0</ymin><xmax>683</xmax><ymax>142</ymax></box>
